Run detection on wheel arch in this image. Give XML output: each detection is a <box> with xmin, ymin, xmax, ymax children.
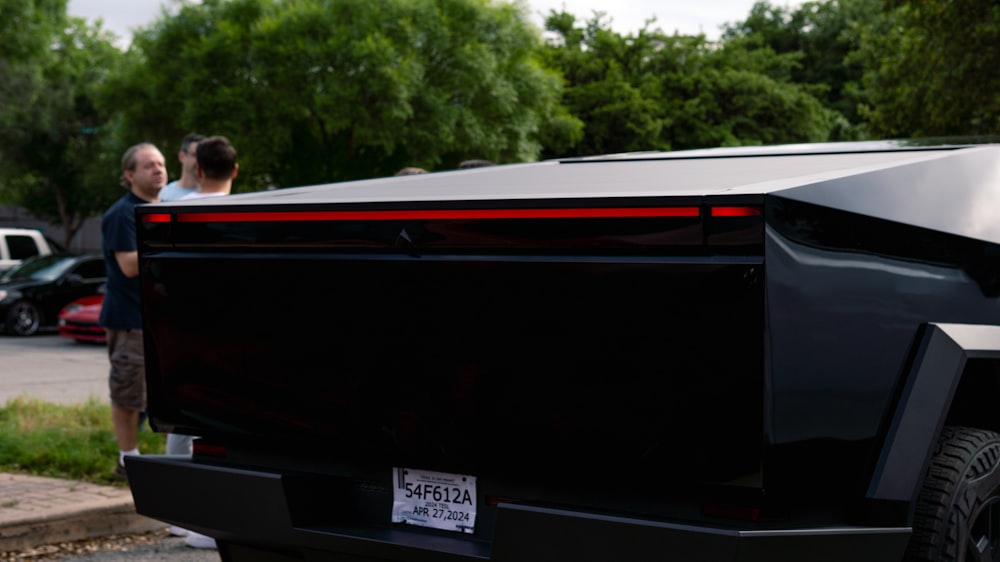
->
<box><xmin>865</xmin><ymin>323</ymin><xmax>1000</xmax><ymax>526</ymax></box>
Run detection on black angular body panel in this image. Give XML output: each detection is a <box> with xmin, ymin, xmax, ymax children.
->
<box><xmin>130</xmin><ymin>140</ymin><xmax>1000</xmax><ymax>561</ymax></box>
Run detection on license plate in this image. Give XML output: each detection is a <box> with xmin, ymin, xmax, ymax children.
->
<box><xmin>391</xmin><ymin>467</ymin><xmax>477</xmax><ymax>534</ymax></box>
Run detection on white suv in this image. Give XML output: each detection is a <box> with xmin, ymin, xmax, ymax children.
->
<box><xmin>0</xmin><ymin>228</ymin><xmax>59</xmax><ymax>274</ymax></box>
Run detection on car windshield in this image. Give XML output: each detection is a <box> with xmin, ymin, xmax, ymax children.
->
<box><xmin>0</xmin><ymin>255</ymin><xmax>76</xmax><ymax>282</ymax></box>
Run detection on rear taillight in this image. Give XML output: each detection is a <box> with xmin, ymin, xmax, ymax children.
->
<box><xmin>139</xmin><ymin>203</ymin><xmax>764</xmax><ymax>251</ymax></box>
<box><xmin>710</xmin><ymin>206</ymin><xmax>763</xmax><ymax>217</ymax></box>
<box><xmin>706</xmin><ymin>205</ymin><xmax>764</xmax><ymax>248</ymax></box>
<box><xmin>192</xmin><ymin>440</ymin><xmax>226</xmax><ymax>458</ymax></box>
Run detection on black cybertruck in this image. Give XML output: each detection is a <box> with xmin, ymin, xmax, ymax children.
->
<box><xmin>128</xmin><ymin>139</ymin><xmax>1000</xmax><ymax>562</ymax></box>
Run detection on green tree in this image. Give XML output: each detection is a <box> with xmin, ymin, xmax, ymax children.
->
<box><xmin>540</xmin><ymin>11</ymin><xmax>670</xmax><ymax>156</ymax></box>
<box><xmin>541</xmin><ymin>11</ymin><xmax>836</xmax><ymax>157</ymax></box>
<box><xmin>0</xmin><ymin>0</ymin><xmax>66</xmax><ymax>204</ymax></box>
<box><xmin>721</xmin><ymin>0</ymin><xmax>882</xmax><ymax>139</ymax></box>
<box><xmin>856</xmin><ymin>0</ymin><xmax>1000</xmax><ymax>137</ymax></box>
<box><xmin>101</xmin><ymin>0</ymin><xmax>581</xmax><ymax>189</ymax></box>
<box><xmin>0</xmin><ymin>0</ymin><xmax>66</xmax><ymax>133</ymax></box>
<box><xmin>0</xmin><ymin>1</ymin><xmax>125</xmax><ymax>247</ymax></box>
<box><xmin>663</xmin><ymin>46</ymin><xmax>839</xmax><ymax>148</ymax></box>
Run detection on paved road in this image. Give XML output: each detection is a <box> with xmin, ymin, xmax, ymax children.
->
<box><xmin>0</xmin><ymin>333</ymin><xmax>109</xmax><ymax>405</ymax></box>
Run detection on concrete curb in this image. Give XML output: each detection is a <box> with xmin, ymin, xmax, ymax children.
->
<box><xmin>0</xmin><ymin>473</ymin><xmax>166</xmax><ymax>552</ymax></box>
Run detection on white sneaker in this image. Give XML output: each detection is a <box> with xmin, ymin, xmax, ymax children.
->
<box><xmin>184</xmin><ymin>531</ymin><xmax>217</xmax><ymax>549</ymax></box>
<box><xmin>168</xmin><ymin>525</ymin><xmax>189</xmax><ymax>537</ymax></box>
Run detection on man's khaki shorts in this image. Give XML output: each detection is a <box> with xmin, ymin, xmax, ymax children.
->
<box><xmin>106</xmin><ymin>328</ymin><xmax>146</xmax><ymax>411</ymax></box>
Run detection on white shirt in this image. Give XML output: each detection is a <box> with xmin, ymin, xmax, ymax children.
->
<box><xmin>161</xmin><ymin>181</ymin><xmax>198</xmax><ymax>202</ymax></box>
<box><xmin>180</xmin><ymin>191</ymin><xmax>227</xmax><ymax>200</ymax></box>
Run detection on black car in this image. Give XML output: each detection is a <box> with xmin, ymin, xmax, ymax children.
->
<box><xmin>0</xmin><ymin>253</ymin><xmax>106</xmax><ymax>336</ymax></box>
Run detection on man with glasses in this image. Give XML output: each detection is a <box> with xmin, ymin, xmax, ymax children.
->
<box><xmin>160</xmin><ymin>133</ymin><xmax>205</xmax><ymax>202</ymax></box>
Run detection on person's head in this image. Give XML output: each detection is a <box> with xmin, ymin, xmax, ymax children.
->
<box><xmin>458</xmin><ymin>159</ymin><xmax>495</xmax><ymax>169</ymax></box>
<box><xmin>120</xmin><ymin>143</ymin><xmax>167</xmax><ymax>200</ymax></box>
<box><xmin>394</xmin><ymin>166</ymin><xmax>427</xmax><ymax>176</ymax></box>
<box><xmin>196</xmin><ymin>136</ymin><xmax>238</xmax><ymax>181</ymax></box>
<box><xmin>177</xmin><ymin>133</ymin><xmax>205</xmax><ymax>180</ymax></box>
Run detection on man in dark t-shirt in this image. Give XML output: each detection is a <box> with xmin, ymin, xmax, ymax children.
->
<box><xmin>99</xmin><ymin>142</ymin><xmax>167</xmax><ymax>478</ymax></box>
<box><xmin>100</xmin><ymin>193</ymin><xmax>145</xmax><ymax>329</ymax></box>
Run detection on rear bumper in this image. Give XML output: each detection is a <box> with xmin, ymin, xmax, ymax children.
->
<box><xmin>57</xmin><ymin>323</ymin><xmax>106</xmax><ymax>343</ymax></box>
<box><xmin>126</xmin><ymin>455</ymin><xmax>911</xmax><ymax>562</ymax></box>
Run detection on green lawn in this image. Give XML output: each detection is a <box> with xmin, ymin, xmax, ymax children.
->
<box><xmin>0</xmin><ymin>397</ymin><xmax>165</xmax><ymax>486</ymax></box>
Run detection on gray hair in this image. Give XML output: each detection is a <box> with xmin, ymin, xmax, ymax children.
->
<box><xmin>119</xmin><ymin>142</ymin><xmax>158</xmax><ymax>189</ymax></box>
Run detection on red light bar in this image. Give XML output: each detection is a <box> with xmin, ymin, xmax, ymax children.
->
<box><xmin>710</xmin><ymin>206</ymin><xmax>762</xmax><ymax>217</ymax></box>
<box><xmin>142</xmin><ymin>213</ymin><xmax>173</xmax><ymax>223</ymax></box>
<box><xmin>171</xmin><ymin>207</ymin><xmax>701</xmax><ymax>223</ymax></box>
<box><xmin>192</xmin><ymin>441</ymin><xmax>226</xmax><ymax>458</ymax></box>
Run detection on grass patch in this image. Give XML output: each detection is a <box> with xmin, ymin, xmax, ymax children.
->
<box><xmin>0</xmin><ymin>397</ymin><xmax>164</xmax><ymax>486</ymax></box>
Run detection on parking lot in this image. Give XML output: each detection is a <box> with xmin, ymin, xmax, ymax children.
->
<box><xmin>0</xmin><ymin>334</ymin><xmax>108</xmax><ymax>405</ymax></box>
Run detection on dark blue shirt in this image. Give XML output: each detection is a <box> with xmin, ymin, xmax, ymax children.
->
<box><xmin>99</xmin><ymin>192</ymin><xmax>146</xmax><ymax>330</ymax></box>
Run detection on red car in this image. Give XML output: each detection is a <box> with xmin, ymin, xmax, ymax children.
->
<box><xmin>57</xmin><ymin>294</ymin><xmax>106</xmax><ymax>344</ymax></box>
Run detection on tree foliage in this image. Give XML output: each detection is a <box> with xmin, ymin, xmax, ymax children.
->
<box><xmin>540</xmin><ymin>11</ymin><xmax>837</xmax><ymax>157</ymax></box>
<box><xmin>0</xmin><ymin>0</ymin><xmax>67</xmax><ymax>197</ymax></box>
<box><xmin>721</xmin><ymin>0</ymin><xmax>880</xmax><ymax>137</ymax></box>
<box><xmin>6</xmin><ymin>0</ymin><xmax>1000</xmax><ymax>238</ymax></box>
<box><xmin>101</xmin><ymin>0</ymin><xmax>581</xmax><ymax>189</ymax></box>
<box><xmin>0</xmin><ymin>0</ymin><xmax>125</xmax><ymax>247</ymax></box>
<box><xmin>540</xmin><ymin>12</ymin><xmax>671</xmax><ymax>156</ymax></box>
<box><xmin>723</xmin><ymin>0</ymin><xmax>881</xmax><ymax>122</ymax></box>
<box><xmin>855</xmin><ymin>0</ymin><xmax>1000</xmax><ymax>137</ymax></box>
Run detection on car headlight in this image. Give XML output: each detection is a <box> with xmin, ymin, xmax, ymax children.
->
<box><xmin>0</xmin><ymin>290</ymin><xmax>7</xmax><ymax>301</ymax></box>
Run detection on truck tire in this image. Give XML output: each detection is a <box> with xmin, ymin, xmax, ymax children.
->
<box><xmin>906</xmin><ymin>426</ymin><xmax>1000</xmax><ymax>562</ymax></box>
<box><xmin>5</xmin><ymin>301</ymin><xmax>41</xmax><ymax>336</ymax></box>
